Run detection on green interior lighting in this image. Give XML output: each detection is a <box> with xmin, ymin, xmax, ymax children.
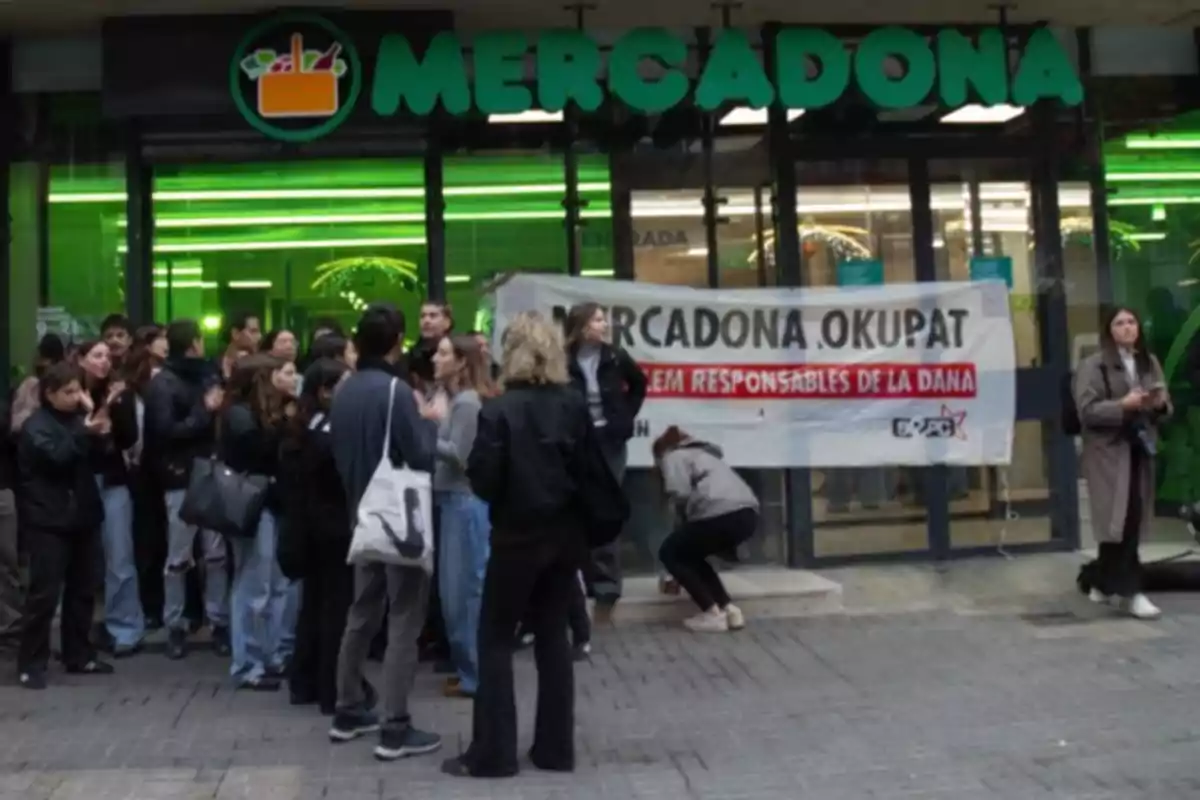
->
<box><xmin>1108</xmin><ymin>171</ymin><xmax>1200</xmax><ymax>182</ymax></box>
<box><xmin>1152</xmin><ymin>204</ymin><xmax>1167</xmax><ymax>221</ymax></box>
<box><xmin>49</xmin><ymin>182</ymin><xmax>612</xmax><ymax>204</ymax></box>
<box><xmin>1125</xmin><ymin>133</ymin><xmax>1200</xmax><ymax>150</ymax></box>
<box><xmin>202</xmin><ymin>315</ymin><xmax>223</xmax><ymax>332</ymax></box>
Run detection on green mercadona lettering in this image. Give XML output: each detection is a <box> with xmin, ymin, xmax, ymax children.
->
<box><xmin>370</xmin><ymin>26</ymin><xmax>1082</xmax><ymax>117</ymax></box>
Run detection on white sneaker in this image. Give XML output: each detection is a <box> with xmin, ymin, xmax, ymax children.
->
<box><xmin>1125</xmin><ymin>593</ymin><xmax>1162</xmax><ymax>620</ymax></box>
<box><xmin>683</xmin><ymin>609</ymin><xmax>729</xmax><ymax>633</ymax></box>
<box><xmin>1088</xmin><ymin>588</ymin><xmax>1112</xmax><ymax>606</ymax></box>
<box><xmin>724</xmin><ymin>604</ymin><xmax>746</xmax><ymax>630</ymax></box>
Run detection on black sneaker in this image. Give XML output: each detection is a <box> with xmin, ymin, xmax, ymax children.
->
<box><xmin>211</xmin><ymin>626</ymin><xmax>231</xmax><ymax>658</ymax></box>
<box><xmin>144</xmin><ymin>615</ymin><xmax>164</xmax><ymax>631</ymax></box>
<box><xmin>18</xmin><ymin>670</ymin><xmax>46</xmax><ymax>690</ymax></box>
<box><xmin>329</xmin><ymin>709</ymin><xmax>380</xmax><ymax>743</ymax></box>
<box><xmin>65</xmin><ymin>659</ymin><xmax>114</xmax><ymax>675</ymax></box>
<box><xmin>166</xmin><ymin>629</ymin><xmax>187</xmax><ymax>661</ymax></box>
<box><xmin>236</xmin><ymin>676</ymin><xmax>281</xmax><ymax>692</ymax></box>
<box><xmin>374</xmin><ymin>726</ymin><xmax>442</xmax><ymax>761</ymax></box>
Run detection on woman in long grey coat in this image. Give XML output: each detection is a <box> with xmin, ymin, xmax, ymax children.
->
<box><xmin>1074</xmin><ymin>305</ymin><xmax>1171</xmax><ymax>619</ymax></box>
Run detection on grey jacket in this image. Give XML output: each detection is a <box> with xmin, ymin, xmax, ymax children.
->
<box><xmin>659</xmin><ymin>438</ymin><xmax>759</xmax><ymax>523</ymax></box>
<box><xmin>434</xmin><ymin>389</ymin><xmax>482</xmax><ymax>494</ymax></box>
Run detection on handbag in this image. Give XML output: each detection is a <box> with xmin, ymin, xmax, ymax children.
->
<box><xmin>178</xmin><ymin>456</ymin><xmax>270</xmax><ymax>539</ymax></box>
<box><xmin>346</xmin><ymin>378</ymin><xmax>435</xmax><ymax>573</ymax></box>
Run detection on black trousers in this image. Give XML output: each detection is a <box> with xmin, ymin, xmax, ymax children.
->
<box><xmin>129</xmin><ymin>468</ymin><xmax>167</xmax><ymax>622</ymax></box>
<box><xmin>1096</xmin><ymin>446</ymin><xmax>1144</xmax><ymax>599</ymax></box>
<box><xmin>289</xmin><ymin>542</ymin><xmax>354</xmax><ymax>714</ymax></box>
<box><xmin>420</xmin><ymin>501</ymin><xmax>450</xmax><ymax>659</ymax></box>
<box><xmin>518</xmin><ymin>573</ymin><xmax>590</xmax><ymax>646</ymax></box>
<box><xmin>659</xmin><ymin>508</ymin><xmax>758</xmax><ymax>611</ymax></box>
<box><xmin>466</xmin><ymin>536</ymin><xmax>579</xmax><ymax>776</ymax></box>
<box><xmin>19</xmin><ymin>527</ymin><xmax>100</xmax><ymax>673</ymax></box>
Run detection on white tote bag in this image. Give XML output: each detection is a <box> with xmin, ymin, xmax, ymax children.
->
<box><xmin>347</xmin><ymin>378</ymin><xmax>435</xmax><ymax>573</ymax></box>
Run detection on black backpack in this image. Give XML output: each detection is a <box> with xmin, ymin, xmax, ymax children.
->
<box><xmin>1061</xmin><ymin>365</ymin><xmax>1110</xmax><ymax>435</ymax></box>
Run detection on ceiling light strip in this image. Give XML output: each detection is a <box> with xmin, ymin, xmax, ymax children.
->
<box><xmin>121</xmin><ymin>209</ymin><xmax>614</xmax><ymax>228</ymax></box>
<box><xmin>120</xmin><ymin>236</ymin><xmax>428</xmax><ymax>254</ymax></box>
<box><xmin>49</xmin><ymin>182</ymin><xmax>612</xmax><ymax>204</ymax></box>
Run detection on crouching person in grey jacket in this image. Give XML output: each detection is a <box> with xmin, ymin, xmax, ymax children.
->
<box><xmin>653</xmin><ymin>426</ymin><xmax>759</xmax><ymax>633</ymax></box>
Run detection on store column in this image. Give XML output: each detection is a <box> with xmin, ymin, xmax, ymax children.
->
<box><xmin>764</xmin><ymin>22</ymin><xmax>811</xmax><ymax>567</ymax></box>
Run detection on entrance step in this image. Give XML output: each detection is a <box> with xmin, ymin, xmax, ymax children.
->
<box><xmin>612</xmin><ymin>567</ymin><xmax>843</xmax><ymax>625</ymax></box>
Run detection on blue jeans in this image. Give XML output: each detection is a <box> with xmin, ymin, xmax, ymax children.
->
<box><xmin>229</xmin><ymin>511</ymin><xmax>294</xmax><ymax>681</ymax></box>
<box><xmin>437</xmin><ymin>492</ymin><xmax>490</xmax><ymax>694</ymax></box>
<box><xmin>163</xmin><ymin>489</ymin><xmax>228</xmax><ymax>633</ymax></box>
<box><xmin>96</xmin><ymin>479</ymin><xmax>144</xmax><ymax>649</ymax></box>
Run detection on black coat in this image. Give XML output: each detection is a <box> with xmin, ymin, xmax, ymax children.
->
<box><xmin>17</xmin><ymin>406</ymin><xmax>104</xmax><ymax>533</ymax></box>
<box><xmin>277</xmin><ymin>412</ymin><xmax>351</xmax><ymax>580</ymax></box>
<box><xmin>0</xmin><ymin>400</ymin><xmax>16</xmax><ymax>492</ymax></box>
<box><xmin>467</xmin><ymin>381</ymin><xmax>592</xmax><ymax>548</ymax></box>
<box><xmin>218</xmin><ymin>402</ymin><xmax>285</xmax><ymax>512</ymax></box>
<box><xmin>567</xmin><ymin>344</ymin><xmax>647</xmax><ymax>444</ymax></box>
<box><xmin>86</xmin><ymin>385</ymin><xmax>138</xmax><ymax>488</ymax></box>
<box><xmin>142</xmin><ymin>358</ymin><xmax>219</xmax><ymax>491</ymax></box>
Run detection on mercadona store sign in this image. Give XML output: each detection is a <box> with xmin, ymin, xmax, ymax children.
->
<box><xmin>231</xmin><ymin>13</ymin><xmax>1082</xmax><ymax>142</ymax></box>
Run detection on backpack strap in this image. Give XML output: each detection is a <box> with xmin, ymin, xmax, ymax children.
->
<box><xmin>1100</xmin><ymin>364</ymin><xmax>1111</xmax><ymax>399</ymax></box>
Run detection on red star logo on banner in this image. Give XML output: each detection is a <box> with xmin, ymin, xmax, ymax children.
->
<box><xmin>940</xmin><ymin>405</ymin><xmax>968</xmax><ymax>440</ymax></box>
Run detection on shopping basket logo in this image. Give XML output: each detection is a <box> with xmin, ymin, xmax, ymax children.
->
<box><xmin>230</xmin><ymin>12</ymin><xmax>362</xmax><ymax>143</ymax></box>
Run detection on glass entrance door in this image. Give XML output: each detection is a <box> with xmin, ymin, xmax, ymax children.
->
<box><xmin>795</xmin><ymin>155</ymin><xmax>1075</xmax><ymax>563</ymax></box>
<box><xmin>795</xmin><ymin>159</ymin><xmax>935</xmax><ymax>559</ymax></box>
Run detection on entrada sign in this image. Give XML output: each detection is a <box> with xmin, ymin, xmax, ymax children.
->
<box><xmin>232</xmin><ymin>13</ymin><xmax>1082</xmax><ymax>142</ymax></box>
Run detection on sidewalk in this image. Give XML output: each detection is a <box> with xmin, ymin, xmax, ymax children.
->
<box><xmin>5</xmin><ymin>551</ymin><xmax>1200</xmax><ymax>799</ymax></box>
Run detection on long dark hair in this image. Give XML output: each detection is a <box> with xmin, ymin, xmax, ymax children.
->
<box><xmin>289</xmin><ymin>358</ymin><xmax>349</xmax><ymax>437</ymax></box>
<box><xmin>563</xmin><ymin>302</ymin><xmax>603</xmax><ymax>350</ymax></box>
<box><xmin>1100</xmin><ymin>305</ymin><xmax>1153</xmax><ymax>377</ymax></box>
<box><xmin>223</xmin><ymin>353</ymin><xmax>288</xmax><ymax>429</ymax></box>
<box><xmin>74</xmin><ymin>339</ymin><xmax>113</xmax><ymax>403</ymax></box>
<box><xmin>124</xmin><ymin>324</ymin><xmax>165</xmax><ymax>396</ymax></box>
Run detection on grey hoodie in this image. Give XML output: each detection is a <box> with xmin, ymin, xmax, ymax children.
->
<box><xmin>659</xmin><ymin>438</ymin><xmax>759</xmax><ymax>523</ymax></box>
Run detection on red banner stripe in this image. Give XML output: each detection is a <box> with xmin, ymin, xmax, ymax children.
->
<box><xmin>640</xmin><ymin>362</ymin><xmax>978</xmax><ymax>400</ymax></box>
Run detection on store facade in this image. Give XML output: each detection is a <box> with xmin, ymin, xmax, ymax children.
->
<box><xmin>2</xmin><ymin>8</ymin><xmax>1193</xmax><ymax>569</ymax></box>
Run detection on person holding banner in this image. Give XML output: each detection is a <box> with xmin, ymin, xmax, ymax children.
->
<box><xmin>652</xmin><ymin>426</ymin><xmax>757</xmax><ymax>633</ymax></box>
<box><xmin>1074</xmin><ymin>306</ymin><xmax>1171</xmax><ymax>620</ymax></box>
<box><xmin>563</xmin><ymin>302</ymin><xmax>647</xmax><ymax>624</ymax></box>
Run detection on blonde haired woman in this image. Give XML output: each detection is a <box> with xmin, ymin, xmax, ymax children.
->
<box><xmin>444</xmin><ymin>312</ymin><xmax>605</xmax><ymax>778</ymax></box>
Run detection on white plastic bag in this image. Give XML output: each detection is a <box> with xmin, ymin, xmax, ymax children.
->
<box><xmin>347</xmin><ymin>378</ymin><xmax>435</xmax><ymax>573</ymax></box>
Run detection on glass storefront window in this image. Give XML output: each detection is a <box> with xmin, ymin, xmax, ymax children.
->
<box><xmin>46</xmin><ymin>164</ymin><xmax>128</xmax><ymax>338</ymax></box>
<box><xmin>1104</xmin><ymin>119</ymin><xmax>1200</xmax><ymax>514</ymax></box>
<box><xmin>446</xmin><ymin>151</ymin><xmax>612</xmax><ymax>335</ymax></box>
<box><xmin>150</xmin><ymin>159</ymin><xmax>427</xmax><ymax>353</ymax></box>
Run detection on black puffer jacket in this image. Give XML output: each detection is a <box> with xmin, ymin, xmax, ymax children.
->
<box><xmin>567</xmin><ymin>343</ymin><xmax>648</xmax><ymax>444</ymax></box>
<box><xmin>143</xmin><ymin>357</ymin><xmax>219</xmax><ymax>491</ymax></box>
<box><xmin>17</xmin><ymin>406</ymin><xmax>104</xmax><ymax>533</ymax></box>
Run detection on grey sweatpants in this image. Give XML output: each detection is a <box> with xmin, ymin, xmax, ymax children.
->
<box><xmin>336</xmin><ymin>563</ymin><xmax>429</xmax><ymax>730</ymax></box>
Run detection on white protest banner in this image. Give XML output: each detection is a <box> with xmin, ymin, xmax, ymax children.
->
<box><xmin>492</xmin><ymin>275</ymin><xmax>1015</xmax><ymax>469</ymax></box>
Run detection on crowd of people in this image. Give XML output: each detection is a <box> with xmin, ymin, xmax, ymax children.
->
<box><xmin>0</xmin><ymin>296</ymin><xmax>765</xmax><ymax>777</ymax></box>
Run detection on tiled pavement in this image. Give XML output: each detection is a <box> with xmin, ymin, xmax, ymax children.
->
<box><xmin>5</xmin><ymin>581</ymin><xmax>1200</xmax><ymax>798</ymax></box>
